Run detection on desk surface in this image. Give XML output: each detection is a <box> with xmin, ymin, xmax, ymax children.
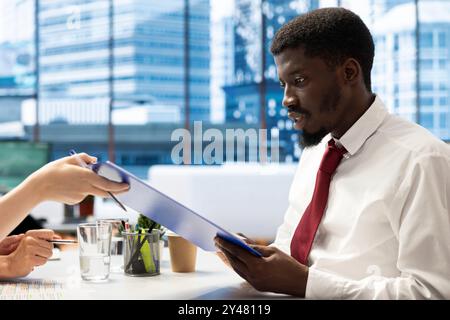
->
<box><xmin>0</xmin><ymin>248</ymin><xmax>292</xmax><ymax>300</ymax></box>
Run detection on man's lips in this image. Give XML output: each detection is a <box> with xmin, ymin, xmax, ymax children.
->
<box><xmin>288</xmin><ymin>111</ymin><xmax>307</xmax><ymax>130</ymax></box>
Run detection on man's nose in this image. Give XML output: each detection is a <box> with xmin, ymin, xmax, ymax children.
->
<box><xmin>282</xmin><ymin>87</ymin><xmax>297</xmax><ymax>108</ymax></box>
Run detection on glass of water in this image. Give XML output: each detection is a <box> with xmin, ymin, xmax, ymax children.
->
<box><xmin>97</xmin><ymin>218</ymin><xmax>128</xmax><ymax>273</ymax></box>
<box><xmin>77</xmin><ymin>222</ymin><xmax>112</xmax><ymax>282</ymax></box>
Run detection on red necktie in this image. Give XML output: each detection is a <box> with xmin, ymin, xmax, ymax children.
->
<box><xmin>290</xmin><ymin>139</ymin><xmax>346</xmax><ymax>265</ymax></box>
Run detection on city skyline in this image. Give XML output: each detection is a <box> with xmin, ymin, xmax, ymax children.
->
<box><xmin>0</xmin><ymin>0</ymin><xmax>448</xmax><ymax>177</ymax></box>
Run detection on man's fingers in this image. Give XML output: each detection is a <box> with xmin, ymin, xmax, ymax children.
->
<box><xmin>215</xmin><ymin>237</ymin><xmax>241</xmax><ymax>256</ymax></box>
<box><xmin>248</xmin><ymin>244</ymin><xmax>273</xmax><ymax>257</ymax></box>
<box><xmin>215</xmin><ymin>237</ymin><xmax>242</xmax><ymax>260</ymax></box>
<box><xmin>215</xmin><ymin>241</ymin><xmax>249</xmax><ymax>272</ymax></box>
<box><xmin>215</xmin><ymin>236</ymin><xmax>255</xmax><ymax>262</ymax></box>
<box><xmin>231</xmin><ymin>262</ymin><xmax>250</xmax><ymax>282</ymax></box>
<box><xmin>236</xmin><ymin>233</ymin><xmax>256</xmax><ymax>245</ymax></box>
<box><xmin>235</xmin><ymin>269</ymin><xmax>255</xmax><ymax>289</ymax></box>
<box><xmin>216</xmin><ymin>251</ymin><xmax>231</xmax><ymax>268</ymax></box>
<box><xmin>220</xmin><ymin>248</ymin><xmax>250</xmax><ymax>275</ymax></box>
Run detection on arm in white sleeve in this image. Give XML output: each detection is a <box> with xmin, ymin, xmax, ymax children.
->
<box><xmin>271</xmin><ymin>205</ymin><xmax>297</xmax><ymax>254</ymax></box>
<box><xmin>306</xmin><ymin>154</ymin><xmax>450</xmax><ymax>299</ymax></box>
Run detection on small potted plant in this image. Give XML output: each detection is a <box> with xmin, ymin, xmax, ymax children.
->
<box><xmin>137</xmin><ymin>214</ymin><xmax>166</xmax><ymax>238</ymax></box>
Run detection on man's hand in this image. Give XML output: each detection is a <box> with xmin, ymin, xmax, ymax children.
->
<box><xmin>216</xmin><ymin>233</ymin><xmax>256</xmax><ymax>268</ymax></box>
<box><xmin>4</xmin><ymin>229</ymin><xmax>54</xmax><ymax>278</ymax></box>
<box><xmin>0</xmin><ymin>234</ymin><xmax>24</xmax><ymax>255</ymax></box>
<box><xmin>214</xmin><ymin>236</ymin><xmax>309</xmax><ymax>297</ymax></box>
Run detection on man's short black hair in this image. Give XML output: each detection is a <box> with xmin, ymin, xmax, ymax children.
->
<box><xmin>270</xmin><ymin>7</ymin><xmax>375</xmax><ymax>91</ymax></box>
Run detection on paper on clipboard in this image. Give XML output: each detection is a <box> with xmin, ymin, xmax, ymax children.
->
<box><xmin>91</xmin><ymin>161</ymin><xmax>262</xmax><ymax>257</ymax></box>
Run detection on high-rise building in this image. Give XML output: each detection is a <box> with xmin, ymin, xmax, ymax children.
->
<box><xmin>0</xmin><ymin>0</ymin><xmax>34</xmax><ymax>135</ymax></box>
<box><xmin>210</xmin><ymin>15</ymin><xmax>234</xmax><ymax>124</ymax></box>
<box><xmin>329</xmin><ymin>0</ymin><xmax>449</xmax><ymax>140</ymax></box>
<box><xmin>0</xmin><ymin>0</ymin><xmax>34</xmax><ymax>97</ymax></box>
<box><xmin>38</xmin><ymin>0</ymin><xmax>210</xmax><ymax>124</ymax></box>
<box><xmin>225</xmin><ymin>0</ymin><xmax>319</xmax><ymax>161</ymax></box>
<box><xmin>370</xmin><ymin>0</ymin><xmax>450</xmax><ymax>140</ymax></box>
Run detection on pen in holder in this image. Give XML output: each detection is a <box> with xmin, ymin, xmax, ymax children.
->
<box><xmin>123</xmin><ymin>229</ymin><xmax>160</xmax><ymax>276</ymax></box>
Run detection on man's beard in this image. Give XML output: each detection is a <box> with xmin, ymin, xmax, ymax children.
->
<box><xmin>299</xmin><ymin>127</ymin><xmax>329</xmax><ymax>148</ymax></box>
<box><xmin>298</xmin><ymin>84</ymin><xmax>342</xmax><ymax>148</ymax></box>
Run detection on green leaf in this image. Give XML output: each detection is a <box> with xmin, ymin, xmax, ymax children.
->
<box><xmin>137</xmin><ymin>214</ymin><xmax>165</xmax><ymax>233</ymax></box>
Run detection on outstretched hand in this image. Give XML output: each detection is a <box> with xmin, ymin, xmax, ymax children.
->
<box><xmin>28</xmin><ymin>153</ymin><xmax>130</xmax><ymax>205</ymax></box>
<box><xmin>214</xmin><ymin>236</ymin><xmax>309</xmax><ymax>297</ymax></box>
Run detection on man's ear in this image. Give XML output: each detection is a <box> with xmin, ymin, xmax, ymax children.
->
<box><xmin>342</xmin><ymin>58</ymin><xmax>360</xmax><ymax>84</ymax></box>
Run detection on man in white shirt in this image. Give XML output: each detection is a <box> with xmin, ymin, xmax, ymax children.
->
<box><xmin>214</xmin><ymin>7</ymin><xmax>450</xmax><ymax>299</ymax></box>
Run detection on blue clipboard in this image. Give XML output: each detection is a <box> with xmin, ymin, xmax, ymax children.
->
<box><xmin>91</xmin><ymin>161</ymin><xmax>262</xmax><ymax>258</ymax></box>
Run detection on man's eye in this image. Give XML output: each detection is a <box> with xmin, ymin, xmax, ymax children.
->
<box><xmin>279</xmin><ymin>82</ymin><xmax>285</xmax><ymax>88</ymax></box>
<box><xmin>295</xmin><ymin>77</ymin><xmax>305</xmax><ymax>85</ymax></box>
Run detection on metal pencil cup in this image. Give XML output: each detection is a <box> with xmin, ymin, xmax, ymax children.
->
<box><xmin>123</xmin><ymin>229</ymin><xmax>160</xmax><ymax>276</ymax></box>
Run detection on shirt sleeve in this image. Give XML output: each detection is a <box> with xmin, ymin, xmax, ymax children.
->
<box><xmin>306</xmin><ymin>154</ymin><xmax>450</xmax><ymax>299</ymax></box>
<box><xmin>270</xmin><ymin>205</ymin><xmax>297</xmax><ymax>254</ymax></box>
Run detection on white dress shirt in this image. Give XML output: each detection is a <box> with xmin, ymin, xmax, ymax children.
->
<box><xmin>273</xmin><ymin>95</ymin><xmax>450</xmax><ymax>299</ymax></box>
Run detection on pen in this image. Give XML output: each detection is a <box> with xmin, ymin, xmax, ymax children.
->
<box><xmin>69</xmin><ymin>149</ymin><xmax>128</xmax><ymax>212</ymax></box>
<box><xmin>47</xmin><ymin>239</ymin><xmax>78</xmax><ymax>244</ymax></box>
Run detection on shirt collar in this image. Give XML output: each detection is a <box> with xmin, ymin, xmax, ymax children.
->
<box><xmin>334</xmin><ymin>95</ymin><xmax>388</xmax><ymax>157</ymax></box>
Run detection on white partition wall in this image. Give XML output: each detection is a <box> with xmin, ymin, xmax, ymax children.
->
<box><xmin>148</xmin><ymin>163</ymin><xmax>297</xmax><ymax>241</ymax></box>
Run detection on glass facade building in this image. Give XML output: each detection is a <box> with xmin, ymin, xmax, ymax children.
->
<box><xmin>225</xmin><ymin>0</ymin><xmax>319</xmax><ymax>162</ymax></box>
<box><xmin>332</xmin><ymin>0</ymin><xmax>449</xmax><ymax>141</ymax></box>
<box><xmin>371</xmin><ymin>0</ymin><xmax>450</xmax><ymax>140</ymax></box>
<box><xmin>0</xmin><ymin>0</ymin><xmax>34</xmax><ymax>96</ymax></box>
<box><xmin>38</xmin><ymin>0</ymin><xmax>210</xmax><ymax>124</ymax></box>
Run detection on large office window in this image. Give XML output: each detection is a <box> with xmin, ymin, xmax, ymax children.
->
<box><xmin>0</xmin><ymin>0</ymin><xmax>35</xmax><ymax>139</ymax></box>
<box><xmin>338</xmin><ymin>0</ymin><xmax>450</xmax><ymax>140</ymax></box>
<box><xmin>0</xmin><ymin>0</ymin><xmax>448</xmax><ymax>178</ymax></box>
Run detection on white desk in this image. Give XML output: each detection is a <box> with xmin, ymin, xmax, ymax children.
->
<box><xmin>0</xmin><ymin>248</ymin><xmax>292</xmax><ymax>300</ymax></box>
